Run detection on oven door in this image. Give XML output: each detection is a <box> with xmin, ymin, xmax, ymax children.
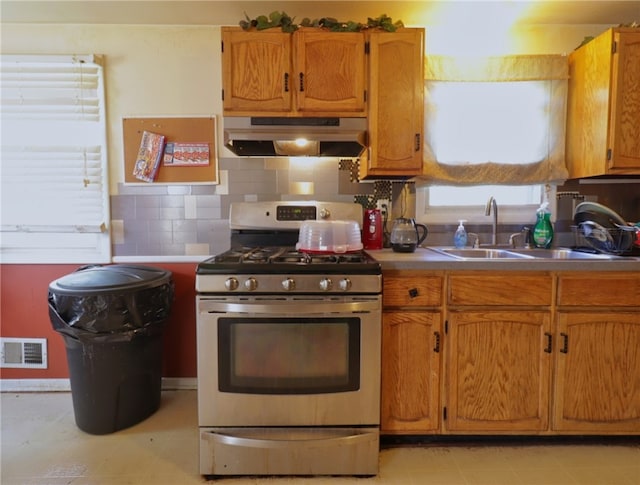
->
<box><xmin>196</xmin><ymin>295</ymin><xmax>381</xmax><ymax>427</ymax></box>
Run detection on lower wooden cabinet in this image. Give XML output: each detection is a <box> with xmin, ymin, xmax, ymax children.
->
<box><xmin>553</xmin><ymin>273</ymin><xmax>640</xmax><ymax>433</ymax></box>
<box><xmin>446</xmin><ymin>311</ymin><xmax>552</xmax><ymax>433</ymax></box>
<box><xmin>381</xmin><ymin>271</ymin><xmax>443</xmax><ymax>434</ymax></box>
<box><xmin>553</xmin><ymin>311</ymin><xmax>640</xmax><ymax>433</ymax></box>
<box><xmin>381</xmin><ymin>311</ymin><xmax>441</xmax><ymax>433</ymax></box>
<box><xmin>381</xmin><ymin>270</ymin><xmax>640</xmax><ymax>436</ymax></box>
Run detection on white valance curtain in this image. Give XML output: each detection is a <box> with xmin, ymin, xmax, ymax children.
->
<box><xmin>420</xmin><ymin>54</ymin><xmax>569</xmax><ymax>186</ymax></box>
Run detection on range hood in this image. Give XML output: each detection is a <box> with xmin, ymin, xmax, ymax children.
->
<box><xmin>224</xmin><ymin>117</ymin><xmax>367</xmax><ymax>157</ymax></box>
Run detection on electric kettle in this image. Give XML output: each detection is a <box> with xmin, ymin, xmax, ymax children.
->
<box><xmin>390</xmin><ymin>218</ymin><xmax>428</xmax><ymax>253</ymax></box>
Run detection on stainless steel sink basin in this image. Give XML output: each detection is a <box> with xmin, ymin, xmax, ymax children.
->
<box><xmin>507</xmin><ymin>248</ymin><xmax>624</xmax><ymax>260</ymax></box>
<box><xmin>429</xmin><ymin>248</ymin><xmax>535</xmax><ymax>259</ymax></box>
<box><xmin>429</xmin><ymin>246</ymin><xmax>627</xmax><ymax>260</ymax></box>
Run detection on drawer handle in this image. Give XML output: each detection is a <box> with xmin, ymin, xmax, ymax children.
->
<box><xmin>560</xmin><ymin>332</ymin><xmax>569</xmax><ymax>354</ymax></box>
<box><xmin>433</xmin><ymin>331</ymin><xmax>441</xmax><ymax>353</ymax></box>
<box><xmin>299</xmin><ymin>72</ymin><xmax>305</xmax><ymax>92</ymax></box>
<box><xmin>408</xmin><ymin>288</ymin><xmax>419</xmax><ymax>298</ymax></box>
<box><xmin>544</xmin><ymin>332</ymin><xmax>552</xmax><ymax>353</ymax></box>
<box><xmin>284</xmin><ymin>73</ymin><xmax>289</xmax><ymax>92</ymax></box>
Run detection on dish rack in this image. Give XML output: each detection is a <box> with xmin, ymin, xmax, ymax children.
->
<box><xmin>572</xmin><ymin>224</ymin><xmax>639</xmax><ymax>256</ymax></box>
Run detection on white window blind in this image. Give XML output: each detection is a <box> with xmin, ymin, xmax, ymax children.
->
<box><xmin>1</xmin><ymin>54</ymin><xmax>110</xmax><ymax>263</ymax></box>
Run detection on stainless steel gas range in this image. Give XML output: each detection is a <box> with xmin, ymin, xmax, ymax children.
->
<box><xmin>195</xmin><ymin>201</ymin><xmax>382</xmax><ymax>477</ymax></box>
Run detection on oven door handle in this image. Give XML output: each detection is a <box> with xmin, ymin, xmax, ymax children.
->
<box><xmin>199</xmin><ymin>300</ymin><xmax>380</xmax><ymax>314</ymax></box>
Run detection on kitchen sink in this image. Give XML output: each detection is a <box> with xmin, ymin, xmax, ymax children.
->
<box><xmin>429</xmin><ymin>248</ymin><xmax>535</xmax><ymax>259</ymax></box>
<box><xmin>507</xmin><ymin>248</ymin><xmax>624</xmax><ymax>259</ymax></box>
<box><xmin>428</xmin><ymin>247</ymin><xmax>626</xmax><ymax>260</ymax></box>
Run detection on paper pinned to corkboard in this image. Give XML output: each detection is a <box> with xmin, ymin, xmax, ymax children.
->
<box><xmin>123</xmin><ymin>116</ymin><xmax>218</xmax><ymax>184</ymax></box>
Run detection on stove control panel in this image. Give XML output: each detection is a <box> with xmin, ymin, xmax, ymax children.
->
<box><xmin>276</xmin><ymin>205</ymin><xmax>316</xmax><ymax>221</ymax></box>
<box><xmin>197</xmin><ymin>274</ymin><xmax>381</xmax><ymax>294</ymax></box>
<box><xmin>229</xmin><ymin>201</ymin><xmax>363</xmax><ymax>230</ymax></box>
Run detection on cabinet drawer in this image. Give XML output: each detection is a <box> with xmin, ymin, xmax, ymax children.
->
<box><xmin>383</xmin><ymin>272</ymin><xmax>442</xmax><ymax>307</ymax></box>
<box><xmin>448</xmin><ymin>273</ymin><xmax>552</xmax><ymax>306</ymax></box>
<box><xmin>558</xmin><ymin>273</ymin><xmax>640</xmax><ymax>307</ymax></box>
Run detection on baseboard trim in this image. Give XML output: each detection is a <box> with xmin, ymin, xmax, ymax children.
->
<box><xmin>0</xmin><ymin>377</ymin><xmax>197</xmax><ymax>392</ymax></box>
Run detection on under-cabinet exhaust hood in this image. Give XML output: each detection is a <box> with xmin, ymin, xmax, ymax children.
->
<box><xmin>223</xmin><ymin>117</ymin><xmax>367</xmax><ymax>157</ymax></box>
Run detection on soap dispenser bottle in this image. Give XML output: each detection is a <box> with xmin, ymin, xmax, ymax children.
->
<box><xmin>533</xmin><ymin>202</ymin><xmax>553</xmax><ymax>249</ymax></box>
<box><xmin>454</xmin><ymin>220</ymin><xmax>468</xmax><ymax>248</ymax></box>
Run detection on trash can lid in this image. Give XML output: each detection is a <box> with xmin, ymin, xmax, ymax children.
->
<box><xmin>49</xmin><ymin>265</ymin><xmax>172</xmax><ymax>296</ymax></box>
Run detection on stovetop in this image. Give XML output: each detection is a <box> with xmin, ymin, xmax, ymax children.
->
<box><xmin>197</xmin><ymin>247</ymin><xmax>381</xmax><ymax>275</ymax></box>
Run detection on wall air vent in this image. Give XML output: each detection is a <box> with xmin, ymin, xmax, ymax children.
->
<box><xmin>0</xmin><ymin>338</ymin><xmax>48</xmax><ymax>369</ymax></box>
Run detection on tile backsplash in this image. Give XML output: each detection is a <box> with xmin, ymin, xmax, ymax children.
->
<box><xmin>110</xmin><ymin>157</ymin><xmax>389</xmax><ymax>257</ymax></box>
<box><xmin>111</xmin><ymin>156</ymin><xmax>640</xmax><ymax>258</ymax></box>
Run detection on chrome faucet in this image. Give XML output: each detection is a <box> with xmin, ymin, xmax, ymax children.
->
<box><xmin>485</xmin><ymin>196</ymin><xmax>498</xmax><ymax>246</ymax></box>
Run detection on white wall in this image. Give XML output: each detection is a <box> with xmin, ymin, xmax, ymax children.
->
<box><xmin>1</xmin><ymin>24</ymin><xmax>222</xmax><ymax>193</ymax></box>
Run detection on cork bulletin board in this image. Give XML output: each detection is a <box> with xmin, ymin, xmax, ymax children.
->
<box><xmin>123</xmin><ymin>116</ymin><xmax>218</xmax><ymax>184</ymax></box>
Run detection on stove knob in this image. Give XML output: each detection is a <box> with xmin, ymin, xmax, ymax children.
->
<box><xmin>319</xmin><ymin>278</ymin><xmax>333</xmax><ymax>291</ymax></box>
<box><xmin>244</xmin><ymin>277</ymin><xmax>258</xmax><ymax>291</ymax></box>
<box><xmin>225</xmin><ymin>277</ymin><xmax>239</xmax><ymax>291</ymax></box>
<box><xmin>339</xmin><ymin>278</ymin><xmax>352</xmax><ymax>291</ymax></box>
<box><xmin>282</xmin><ymin>277</ymin><xmax>296</xmax><ymax>291</ymax></box>
<box><xmin>319</xmin><ymin>208</ymin><xmax>331</xmax><ymax>219</ymax></box>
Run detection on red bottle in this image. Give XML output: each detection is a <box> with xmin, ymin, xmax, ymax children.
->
<box><xmin>363</xmin><ymin>209</ymin><xmax>383</xmax><ymax>250</ymax></box>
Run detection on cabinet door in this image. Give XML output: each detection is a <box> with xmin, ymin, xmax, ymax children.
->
<box><xmin>565</xmin><ymin>29</ymin><xmax>612</xmax><ymax>178</ymax></box>
<box><xmin>294</xmin><ymin>31</ymin><xmax>366</xmax><ymax>114</ymax></box>
<box><xmin>381</xmin><ymin>311</ymin><xmax>441</xmax><ymax>433</ymax></box>
<box><xmin>446</xmin><ymin>311</ymin><xmax>552</xmax><ymax>432</ymax></box>
<box><xmin>363</xmin><ymin>29</ymin><xmax>424</xmax><ymax>178</ymax></box>
<box><xmin>222</xmin><ymin>29</ymin><xmax>291</xmax><ymax>113</ymax></box>
<box><xmin>609</xmin><ymin>30</ymin><xmax>640</xmax><ymax>172</ymax></box>
<box><xmin>553</xmin><ymin>312</ymin><xmax>640</xmax><ymax>432</ymax></box>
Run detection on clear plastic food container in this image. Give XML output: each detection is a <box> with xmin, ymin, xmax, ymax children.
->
<box><xmin>296</xmin><ymin>220</ymin><xmax>363</xmax><ymax>254</ymax></box>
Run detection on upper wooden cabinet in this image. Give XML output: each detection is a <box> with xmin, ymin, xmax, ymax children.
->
<box><xmin>360</xmin><ymin>29</ymin><xmax>425</xmax><ymax>179</ymax></box>
<box><xmin>565</xmin><ymin>27</ymin><xmax>640</xmax><ymax>178</ymax></box>
<box><xmin>221</xmin><ymin>27</ymin><xmax>366</xmax><ymax>117</ymax></box>
<box><xmin>293</xmin><ymin>30</ymin><xmax>367</xmax><ymax>114</ymax></box>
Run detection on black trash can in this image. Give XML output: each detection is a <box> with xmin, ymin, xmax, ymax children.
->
<box><xmin>48</xmin><ymin>264</ymin><xmax>174</xmax><ymax>435</ymax></box>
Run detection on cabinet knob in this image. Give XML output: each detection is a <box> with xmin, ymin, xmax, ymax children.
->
<box><xmin>409</xmin><ymin>288</ymin><xmax>419</xmax><ymax>298</ymax></box>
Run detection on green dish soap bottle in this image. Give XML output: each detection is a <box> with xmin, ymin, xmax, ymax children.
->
<box><xmin>533</xmin><ymin>202</ymin><xmax>553</xmax><ymax>249</ymax></box>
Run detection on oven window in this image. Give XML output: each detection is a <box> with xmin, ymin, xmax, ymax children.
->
<box><xmin>218</xmin><ymin>317</ymin><xmax>361</xmax><ymax>394</ymax></box>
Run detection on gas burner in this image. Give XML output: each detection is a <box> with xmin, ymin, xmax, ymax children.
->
<box><xmin>210</xmin><ymin>247</ymin><xmax>374</xmax><ymax>266</ymax></box>
<box><xmin>198</xmin><ymin>246</ymin><xmax>380</xmax><ymax>279</ymax></box>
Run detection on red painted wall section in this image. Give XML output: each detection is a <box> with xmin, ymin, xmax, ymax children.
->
<box><xmin>0</xmin><ymin>263</ymin><xmax>198</xmax><ymax>380</ymax></box>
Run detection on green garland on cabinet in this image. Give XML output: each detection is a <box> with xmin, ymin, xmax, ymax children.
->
<box><xmin>239</xmin><ymin>12</ymin><xmax>404</xmax><ymax>33</ymax></box>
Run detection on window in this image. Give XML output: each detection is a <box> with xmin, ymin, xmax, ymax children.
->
<box><xmin>416</xmin><ymin>55</ymin><xmax>568</xmax><ymax>224</ymax></box>
<box><xmin>1</xmin><ymin>55</ymin><xmax>110</xmax><ymax>263</ymax></box>
<box><xmin>416</xmin><ymin>184</ymin><xmax>552</xmax><ymax>225</ymax></box>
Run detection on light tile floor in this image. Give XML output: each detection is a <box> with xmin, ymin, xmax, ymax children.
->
<box><xmin>1</xmin><ymin>390</ymin><xmax>639</xmax><ymax>484</ymax></box>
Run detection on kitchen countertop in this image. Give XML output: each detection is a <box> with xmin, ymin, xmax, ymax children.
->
<box><xmin>368</xmin><ymin>247</ymin><xmax>640</xmax><ymax>272</ymax></box>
